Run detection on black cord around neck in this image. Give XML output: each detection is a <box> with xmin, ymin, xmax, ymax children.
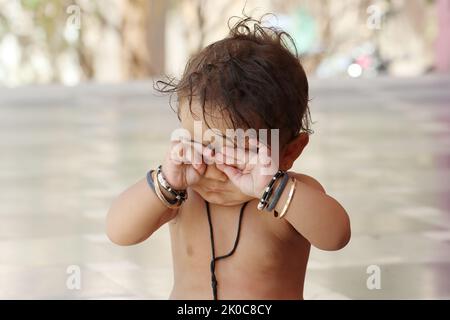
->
<box><xmin>205</xmin><ymin>200</ymin><xmax>248</xmax><ymax>300</ymax></box>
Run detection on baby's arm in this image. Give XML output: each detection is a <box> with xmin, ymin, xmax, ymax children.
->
<box><xmin>106</xmin><ymin>176</ymin><xmax>178</xmax><ymax>246</ymax></box>
<box><xmin>106</xmin><ymin>139</ymin><xmax>209</xmax><ymax>246</ymax></box>
<box><xmin>275</xmin><ymin>173</ymin><xmax>351</xmax><ymax>251</ymax></box>
<box><xmin>214</xmin><ymin>141</ymin><xmax>350</xmax><ymax>251</ymax></box>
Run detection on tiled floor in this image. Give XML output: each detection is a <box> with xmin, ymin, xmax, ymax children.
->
<box><xmin>0</xmin><ymin>76</ymin><xmax>449</xmax><ymax>299</ymax></box>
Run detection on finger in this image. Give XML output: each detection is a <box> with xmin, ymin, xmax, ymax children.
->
<box><xmin>247</xmin><ymin>138</ymin><xmax>274</xmax><ymax>167</ymax></box>
<box><xmin>190</xmin><ymin>139</ymin><xmax>206</xmax><ymax>155</ymax></box>
<box><xmin>202</xmin><ymin>145</ymin><xmax>215</xmax><ymax>165</ymax></box>
<box><xmin>169</xmin><ymin>140</ymin><xmax>186</xmax><ymax>164</ymax></box>
<box><xmin>180</xmin><ymin>140</ymin><xmax>204</xmax><ymax>165</ymax></box>
<box><xmin>218</xmin><ymin>146</ymin><xmax>249</xmax><ymax>167</ymax></box>
<box><xmin>188</xmin><ymin>140</ymin><xmax>216</xmax><ymax>165</ymax></box>
<box><xmin>249</xmin><ymin>137</ymin><xmax>272</xmax><ymax>154</ymax></box>
<box><xmin>215</xmin><ymin>151</ymin><xmax>246</xmax><ymax>170</ymax></box>
<box><xmin>192</xmin><ymin>162</ymin><xmax>206</xmax><ymax>175</ymax></box>
<box><xmin>216</xmin><ymin>163</ymin><xmax>242</xmax><ymax>185</ymax></box>
<box><xmin>248</xmin><ymin>137</ymin><xmax>259</xmax><ymax>153</ymax></box>
<box><xmin>185</xmin><ymin>164</ymin><xmax>202</xmax><ymax>184</ymax></box>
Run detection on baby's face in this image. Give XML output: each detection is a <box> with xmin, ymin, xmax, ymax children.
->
<box><xmin>178</xmin><ymin>102</ymin><xmax>258</xmax><ymax>206</ymax></box>
<box><xmin>174</xmin><ymin>100</ymin><xmax>309</xmax><ymax>206</ymax></box>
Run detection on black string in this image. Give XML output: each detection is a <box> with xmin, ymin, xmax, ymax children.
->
<box><xmin>205</xmin><ymin>200</ymin><xmax>248</xmax><ymax>300</ymax></box>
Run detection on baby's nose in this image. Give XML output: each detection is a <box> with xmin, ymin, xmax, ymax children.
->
<box><xmin>203</xmin><ymin>164</ymin><xmax>228</xmax><ymax>182</ymax></box>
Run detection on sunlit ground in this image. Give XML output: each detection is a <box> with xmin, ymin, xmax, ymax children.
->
<box><xmin>0</xmin><ymin>76</ymin><xmax>449</xmax><ymax>299</ymax></box>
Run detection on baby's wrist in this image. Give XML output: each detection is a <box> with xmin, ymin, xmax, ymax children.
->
<box><xmin>161</xmin><ymin>162</ymin><xmax>187</xmax><ymax>190</ymax></box>
<box><xmin>255</xmin><ymin>170</ymin><xmax>296</xmax><ymax>218</ymax></box>
<box><xmin>272</xmin><ymin>177</ymin><xmax>295</xmax><ymax>214</ymax></box>
<box><xmin>160</xmin><ymin>185</ymin><xmax>177</xmax><ymax>202</ymax></box>
<box><xmin>256</xmin><ymin>170</ymin><xmax>285</xmax><ymax>210</ymax></box>
<box><xmin>253</xmin><ymin>177</ymin><xmax>278</xmax><ymax>200</ymax></box>
<box><xmin>149</xmin><ymin>165</ymin><xmax>188</xmax><ymax>209</ymax></box>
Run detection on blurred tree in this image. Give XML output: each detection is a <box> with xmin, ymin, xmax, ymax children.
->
<box><xmin>179</xmin><ymin>0</ymin><xmax>236</xmax><ymax>56</ymax></box>
<box><xmin>121</xmin><ymin>0</ymin><xmax>166</xmax><ymax>78</ymax></box>
<box><xmin>0</xmin><ymin>0</ymin><xmax>441</xmax><ymax>85</ymax></box>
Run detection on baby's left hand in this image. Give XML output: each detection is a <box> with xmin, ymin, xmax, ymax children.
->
<box><xmin>215</xmin><ymin>138</ymin><xmax>279</xmax><ymax>199</ymax></box>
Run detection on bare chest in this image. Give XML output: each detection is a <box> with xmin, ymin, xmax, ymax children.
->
<box><xmin>169</xmin><ymin>196</ymin><xmax>310</xmax><ymax>282</ymax></box>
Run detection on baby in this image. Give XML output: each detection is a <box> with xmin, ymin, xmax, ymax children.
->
<box><xmin>106</xmin><ymin>17</ymin><xmax>351</xmax><ymax>300</ymax></box>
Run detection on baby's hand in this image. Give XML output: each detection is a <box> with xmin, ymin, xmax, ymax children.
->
<box><xmin>161</xmin><ymin>138</ymin><xmax>213</xmax><ymax>190</ymax></box>
<box><xmin>215</xmin><ymin>138</ymin><xmax>278</xmax><ymax>198</ymax></box>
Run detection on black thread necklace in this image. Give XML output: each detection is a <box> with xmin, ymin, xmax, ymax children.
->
<box><xmin>205</xmin><ymin>200</ymin><xmax>248</xmax><ymax>300</ymax></box>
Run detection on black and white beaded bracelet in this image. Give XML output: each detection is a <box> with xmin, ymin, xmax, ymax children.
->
<box><xmin>156</xmin><ymin>165</ymin><xmax>188</xmax><ymax>202</ymax></box>
<box><xmin>257</xmin><ymin>170</ymin><xmax>285</xmax><ymax>211</ymax></box>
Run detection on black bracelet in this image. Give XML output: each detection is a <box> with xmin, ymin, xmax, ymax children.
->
<box><xmin>156</xmin><ymin>165</ymin><xmax>188</xmax><ymax>202</ymax></box>
<box><xmin>257</xmin><ymin>170</ymin><xmax>284</xmax><ymax>210</ymax></box>
<box><xmin>147</xmin><ymin>169</ymin><xmax>180</xmax><ymax>207</ymax></box>
<box><xmin>266</xmin><ymin>172</ymin><xmax>290</xmax><ymax>212</ymax></box>
<box><xmin>146</xmin><ymin>170</ymin><xmax>156</xmax><ymax>192</ymax></box>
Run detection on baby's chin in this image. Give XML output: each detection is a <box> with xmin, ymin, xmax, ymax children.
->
<box><xmin>192</xmin><ymin>186</ymin><xmax>253</xmax><ymax>207</ymax></box>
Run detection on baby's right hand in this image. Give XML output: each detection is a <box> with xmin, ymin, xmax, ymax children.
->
<box><xmin>160</xmin><ymin>138</ymin><xmax>213</xmax><ymax>190</ymax></box>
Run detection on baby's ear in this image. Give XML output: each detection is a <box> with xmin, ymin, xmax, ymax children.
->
<box><xmin>279</xmin><ymin>133</ymin><xmax>309</xmax><ymax>170</ymax></box>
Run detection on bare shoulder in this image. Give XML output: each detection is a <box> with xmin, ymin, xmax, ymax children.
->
<box><xmin>288</xmin><ymin>172</ymin><xmax>326</xmax><ymax>193</ymax></box>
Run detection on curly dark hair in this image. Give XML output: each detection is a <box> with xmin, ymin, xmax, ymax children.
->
<box><xmin>155</xmin><ymin>15</ymin><xmax>312</xmax><ymax>148</ymax></box>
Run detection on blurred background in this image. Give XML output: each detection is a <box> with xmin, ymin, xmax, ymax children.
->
<box><xmin>0</xmin><ymin>0</ymin><xmax>449</xmax><ymax>299</ymax></box>
<box><xmin>1</xmin><ymin>0</ymin><xmax>448</xmax><ymax>85</ymax></box>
